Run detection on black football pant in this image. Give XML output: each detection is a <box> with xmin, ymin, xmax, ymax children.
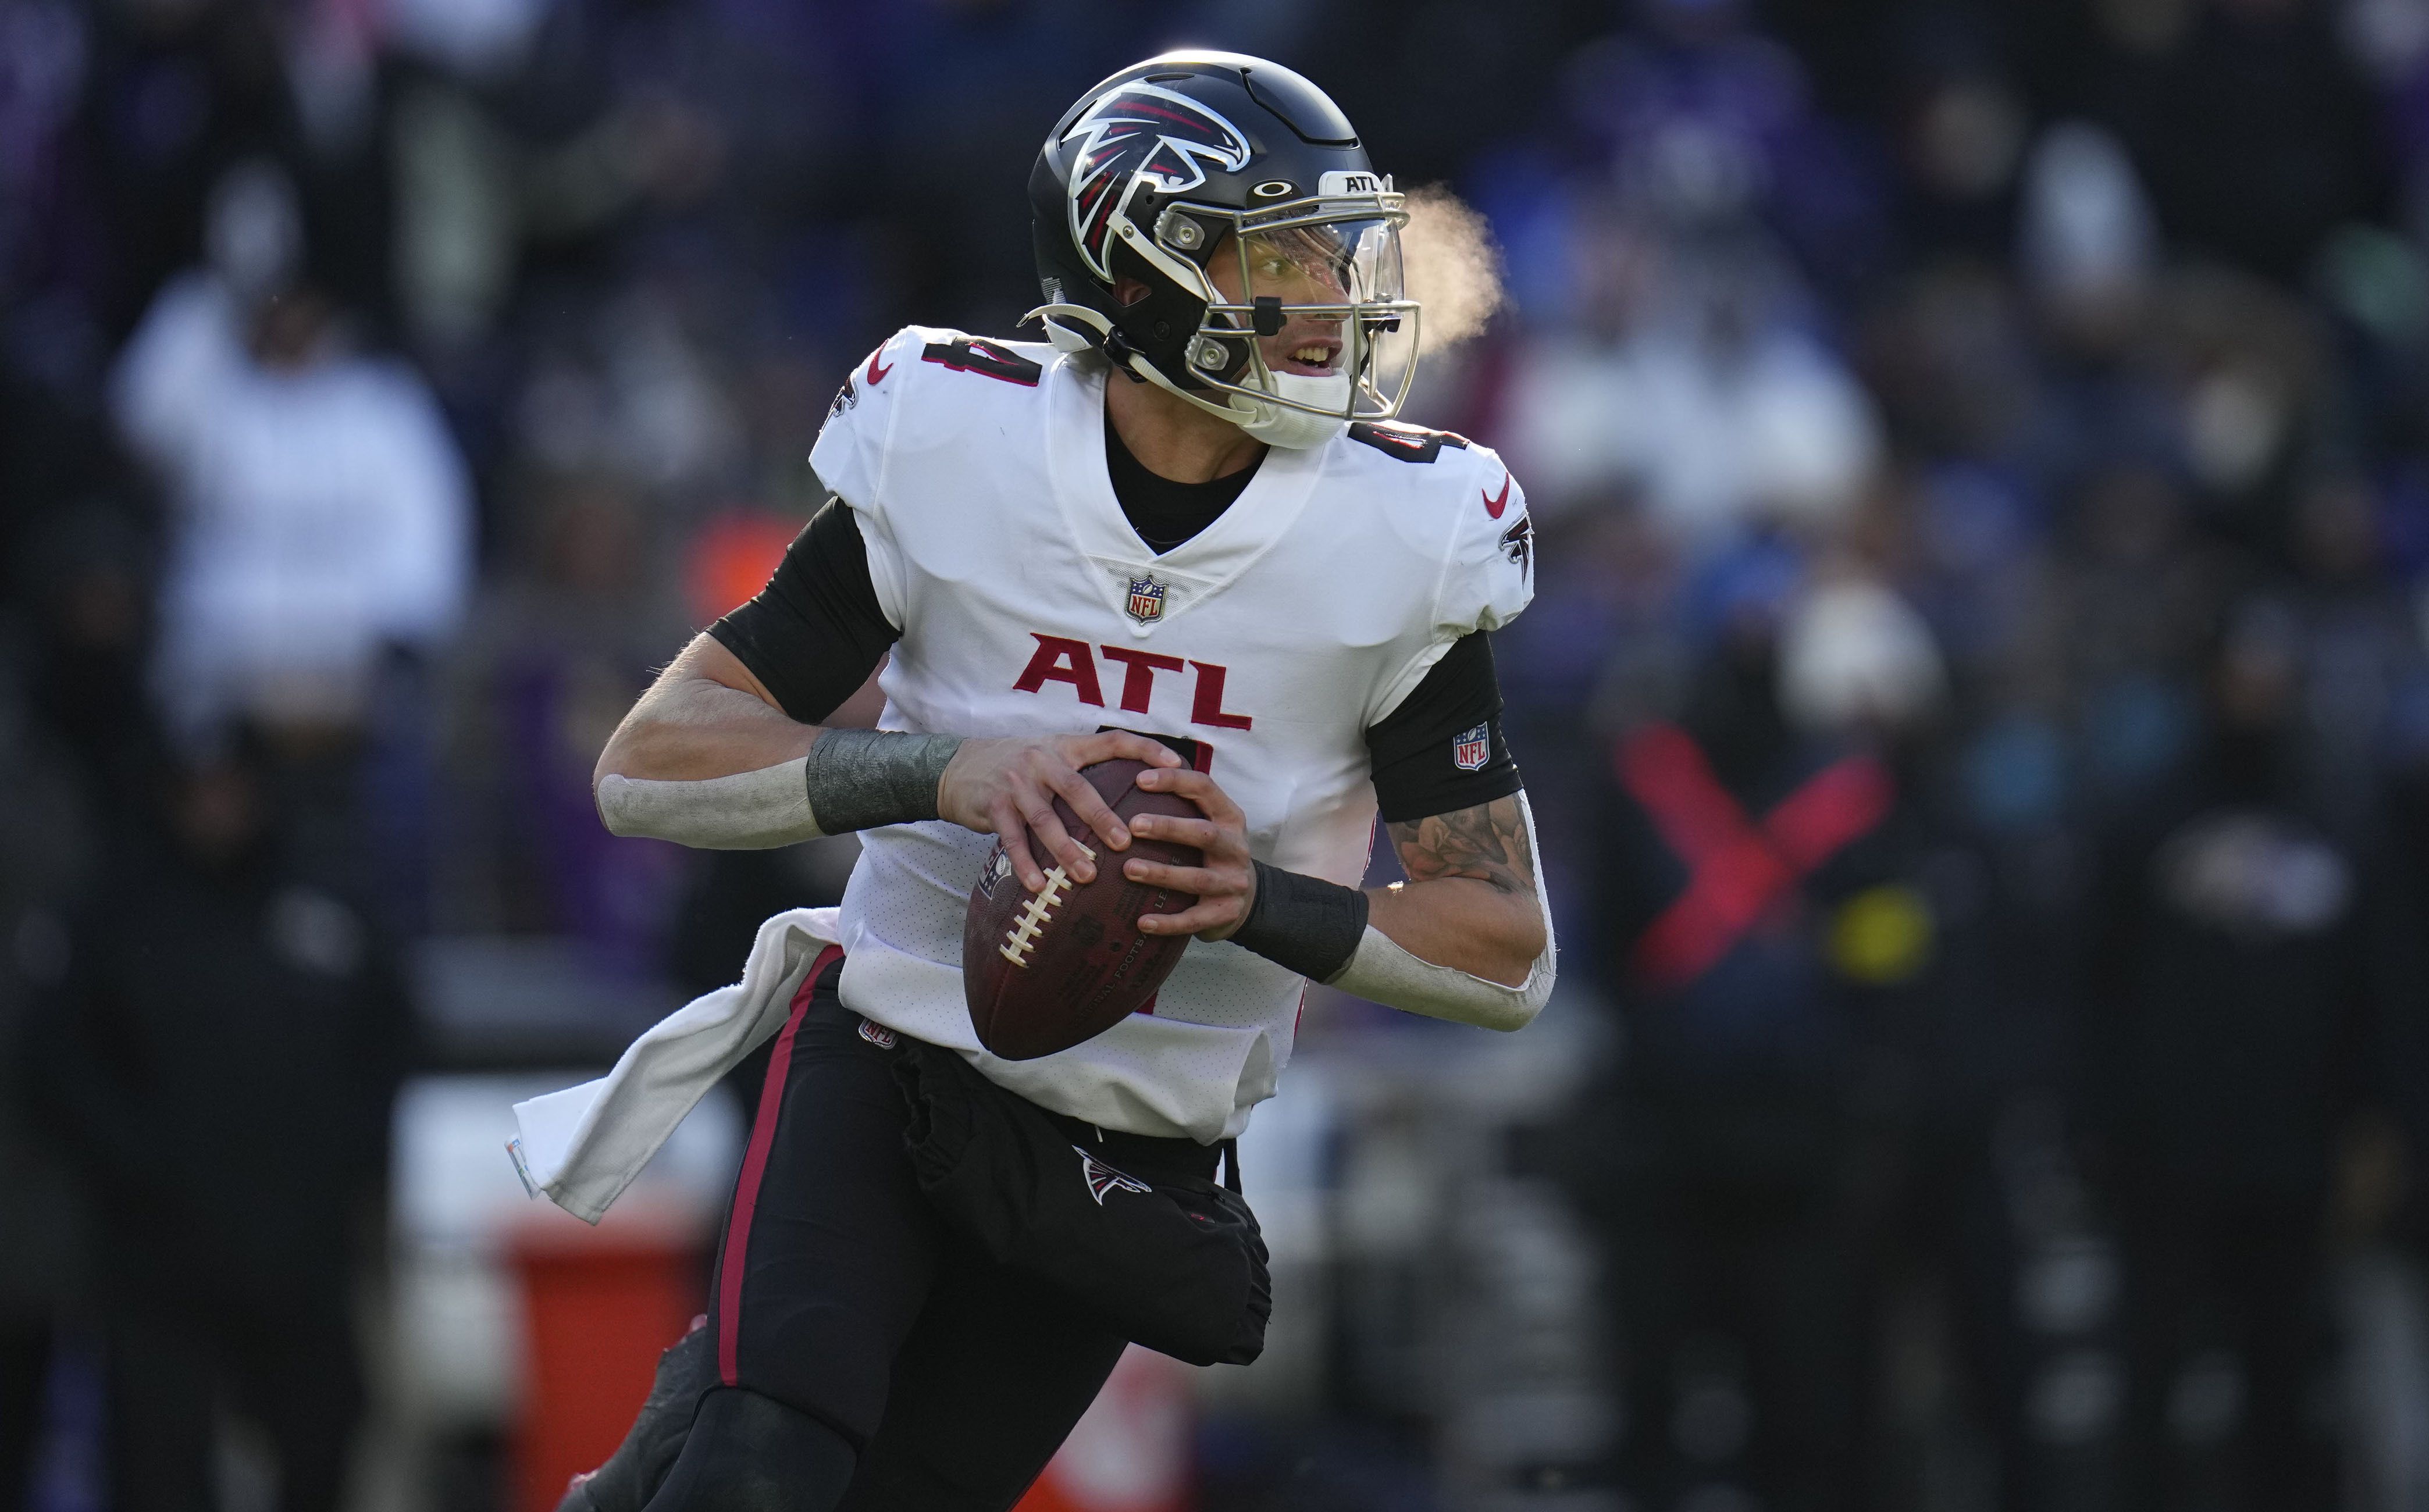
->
<box><xmin>629</xmin><ymin>950</ymin><xmax>1188</xmax><ymax>1512</ymax></box>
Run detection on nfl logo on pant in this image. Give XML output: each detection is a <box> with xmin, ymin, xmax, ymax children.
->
<box><xmin>1126</xmin><ymin>575</ymin><xmax>1167</xmax><ymax>624</ymax></box>
<box><xmin>1452</xmin><ymin>723</ymin><xmax>1490</xmax><ymax>771</ymax></box>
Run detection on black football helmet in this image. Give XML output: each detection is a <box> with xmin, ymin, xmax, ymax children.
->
<box><xmin>1027</xmin><ymin>52</ymin><xmax>1419</xmax><ymax>447</ymax></box>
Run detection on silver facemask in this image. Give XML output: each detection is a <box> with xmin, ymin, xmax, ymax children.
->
<box><xmin>1032</xmin><ymin>183</ymin><xmax>1422</xmax><ymax>449</ymax></box>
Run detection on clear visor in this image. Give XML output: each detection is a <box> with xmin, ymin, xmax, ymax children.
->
<box><xmin>1196</xmin><ymin>211</ymin><xmax>1420</xmax><ymax>420</ymax></box>
<box><xmin>1231</xmin><ymin>216</ymin><xmax>1404</xmax><ymax>306</ymax></box>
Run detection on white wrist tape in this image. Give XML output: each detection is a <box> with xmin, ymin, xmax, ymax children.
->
<box><xmin>597</xmin><ymin>759</ymin><xmax>822</xmax><ymax>850</ymax></box>
<box><xmin>1325</xmin><ymin>925</ymin><xmax>1555</xmax><ymax>1030</ymax></box>
<box><xmin>1322</xmin><ymin>792</ymin><xmax>1557</xmax><ymax>1030</ymax></box>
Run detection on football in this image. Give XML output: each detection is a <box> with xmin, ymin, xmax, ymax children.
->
<box><xmin>961</xmin><ymin>758</ymin><xmax>1203</xmax><ymax>1060</ymax></box>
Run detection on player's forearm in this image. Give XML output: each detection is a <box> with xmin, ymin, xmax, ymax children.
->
<box><xmin>592</xmin><ymin>677</ymin><xmax>831</xmax><ymax>848</ymax></box>
<box><xmin>596</xmin><ymin>710</ymin><xmax>964</xmax><ymax>850</ymax></box>
<box><xmin>1364</xmin><ymin>878</ymin><xmax>1544</xmax><ymax>987</ymax></box>
<box><xmin>596</xmin><ymin>672</ymin><xmax>821</xmax><ymax>787</ymax></box>
<box><xmin>1221</xmin><ymin>793</ymin><xmax>1556</xmax><ymax>1030</ymax></box>
<box><xmin>593</xmin><ymin>635</ymin><xmax>959</xmax><ymax>849</ymax></box>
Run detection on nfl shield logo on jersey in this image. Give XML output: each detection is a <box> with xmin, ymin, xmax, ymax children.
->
<box><xmin>1126</xmin><ymin>574</ymin><xmax>1168</xmax><ymax>624</ymax></box>
<box><xmin>976</xmin><ymin>840</ymin><xmax>1012</xmax><ymax>900</ymax></box>
<box><xmin>1452</xmin><ymin>723</ymin><xmax>1491</xmax><ymax>772</ymax></box>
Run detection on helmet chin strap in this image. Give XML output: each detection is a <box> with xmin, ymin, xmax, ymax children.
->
<box><xmin>1234</xmin><ymin>370</ymin><xmax>1351</xmax><ymax>449</ymax></box>
<box><xmin>1024</xmin><ymin>302</ymin><xmax>1347</xmax><ymax>450</ymax></box>
<box><xmin>1027</xmin><ymin>301</ymin><xmax>1104</xmax><ymax>356</ymax></box>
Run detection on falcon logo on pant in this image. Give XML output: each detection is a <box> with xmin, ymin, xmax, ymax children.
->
<box><xmin>1453</xmin><ymin>722</ymin><xmax>1491</xmax><ymax>771</ymax></box>
<box><xmin>1126</xmin><ymin>575</ymin><xmax>1168</xmax><ymax>625</ymax></box>
<box><xmin>1077</xmin><ymin>1146</ymin><xmax>1153</xmax><ymax>1204</ymax></box>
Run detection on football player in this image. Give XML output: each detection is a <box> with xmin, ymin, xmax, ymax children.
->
<box><xmin>575</xmin><ymin>51</ymin><xmax>1554</xmax><ymax>1511</ymax></box>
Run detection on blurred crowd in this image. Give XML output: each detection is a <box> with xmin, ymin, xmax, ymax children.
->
<box><xmin>4</xmin><ymin>0</ymin><xmax>2429</xmax><ymax>1509</ymax></box>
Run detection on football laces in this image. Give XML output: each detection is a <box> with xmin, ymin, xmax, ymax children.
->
<box><xmin>998</xmin><ymin>845</ymin><xmax>1094</xmax><ymax>967</ymax></box>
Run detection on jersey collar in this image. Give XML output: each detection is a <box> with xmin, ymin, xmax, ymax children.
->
<box><xmin>1044</xmin><ymin>355</ymin><xmax>1324</xmax><ymax>640</ymax></box>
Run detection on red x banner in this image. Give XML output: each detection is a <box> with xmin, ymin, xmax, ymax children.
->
<box><xmin>1614</xmin><ymin>722</ymin><xmax>1894</xmax><ymax>990</ymax></box>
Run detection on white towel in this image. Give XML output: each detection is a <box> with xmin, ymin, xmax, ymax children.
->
<box><xmin>510</xmin><ymin>907</ymin><xmax>843</xmax><ymax>1224</ymax></box>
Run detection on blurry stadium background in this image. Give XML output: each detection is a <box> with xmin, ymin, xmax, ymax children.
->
<box><xmin>6</xmin><ymin>0</ymin><xmax>2429</xmax><ymax>1509</ymax></box>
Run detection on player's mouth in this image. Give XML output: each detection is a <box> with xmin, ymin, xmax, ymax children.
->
<box><xmin>1272</xmin><ymin>339</ymin><xmax>1341</xmax><ymax>376</ymax></box>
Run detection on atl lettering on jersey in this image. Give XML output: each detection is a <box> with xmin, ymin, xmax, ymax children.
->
<box><xmin>1013</xmin><ymin>635</ymin><xmax>1253</xmax><ymax>730</ymax></box>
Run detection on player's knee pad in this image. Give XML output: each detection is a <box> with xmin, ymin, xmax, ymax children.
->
<box><xmin>639</xmin><ymin>1386</ymin><xmax>857</xmax><ymax>1512</ymax></box>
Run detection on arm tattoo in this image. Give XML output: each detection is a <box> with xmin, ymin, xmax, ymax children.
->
<box><xmin>1388</xmin><ymin>794</ymin><xmax>1537</xmax><ymax>897</ymax></box>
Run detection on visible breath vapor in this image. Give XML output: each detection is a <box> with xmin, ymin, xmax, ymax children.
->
<box><xmin>1399</xmin><ymin>184</ymin><xmax>1507</xmax><ymax>355</ymax></box>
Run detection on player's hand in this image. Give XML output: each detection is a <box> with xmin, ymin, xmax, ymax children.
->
<box><xmin>1124</xmin><ymin>768</ymin><xmax>1256</xmax><ymax>942</ymax></box>
<box><xmin>937</xmin><ymin>731</ymin><xmax>1182</xmax><ymax>892</ymax></box>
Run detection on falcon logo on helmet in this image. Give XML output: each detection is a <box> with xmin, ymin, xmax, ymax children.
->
<box><xmin>1062</xmin><ymin>83</ymin><xmax>1252</xmax><ymax>282</ymax></box>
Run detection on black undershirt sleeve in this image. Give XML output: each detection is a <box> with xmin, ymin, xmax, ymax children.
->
<box><xmin>707</xmin><ymin>497</ymin><xmax>900</xmax><ymax>726</ymax></box>
<box><xmin>1364</xmin><ymin>632</ymin><xmax>1523</xmax><ymax>824</ymax></box>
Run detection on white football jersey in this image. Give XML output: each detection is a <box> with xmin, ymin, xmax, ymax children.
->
<box><xmin>813</xmin><ymin>326</ymin><xmax>1534</xmax><ymax>1143</ymax></box>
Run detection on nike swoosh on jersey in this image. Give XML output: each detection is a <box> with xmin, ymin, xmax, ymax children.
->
<box><xmin>867</xmin><ymin>347</ymin><xmax>893</xmax><ymax>386</ymax></box>
<box><xmin>1483</xmin><ymin>472</ymin><xmax>1512</xmax><ymax>519</ymax></box>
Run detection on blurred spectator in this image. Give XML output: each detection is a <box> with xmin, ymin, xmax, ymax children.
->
<box><xmin>2078</xmin><ymin>600</ymin><xmax>2423</xmax><ymax>1511</ymax></box>
<box><xmin>1560</xmin><ymin>0</ymin><xmax>1886</xmax><ymax>288</ymax></box>
<box><xmin>1504</xmin><ymin>240</ymin><xmax>1882</xmax><ymax>554</ymax></box>
<box><xmin>111</xmin><ymin>160</ymin><xmax>472</xmax><ymax>746</ymax></box>
<box><xmin>2017</xmin><ymin>120</ymin><xmax>2160</xmax><ymax>343</ymax></box>
<box><xmin>1893</xmin><ymin>53</ymin><xmax>2031</xmax><ymax>265</ymax></box>
<box><xmin>0</xmin><ymin>659</ymin><xmax>95</xmax><ymax>1509</ymax></box>
<box><xmin>1573</xmin><ymin>562</ymin><xmax>1946</xmax><ymax>1510</ymax></box>
<box><xmin>75</xmin><ymin>0</ymin><xmax>392</xmax><ymax>343</ymax></box>
<box><xmin>437</xmin><ymin>473</ymin><xmax>688</xmax><ymax>960</ymax></box>
<box><xmin>2054</xmin><ymin>462</ymin><xmax>2235</xmax><ymax>798</ymax></box>
<box><xmin>25</xmin><ymin>733</ymin><xmax>410</xmax><ymax>1512</ymax></box>
<box><xmin>1</xmin><ymin>367</ymin><xmax>162</xmax><ymax>800</ymax></box>
<box><xmin>2082</xmin><ymin>0</ymin><xmax>2392</xmax><ymax>282</ymax></box>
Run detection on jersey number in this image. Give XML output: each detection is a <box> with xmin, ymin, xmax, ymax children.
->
<box><xmin>1347</xmin><ymin>421</ymin><xmax>1471</xmax><ymax>463</ymax></box>
<box><xmin>1099</xmin><ymin>726</ymin><xmax>1215</xmax><ymax>772</ymax></box>
<box><xmin>922</xmin><ymin>338</ymin><xmax>1043</xmax><ymax>387</ymax></box>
